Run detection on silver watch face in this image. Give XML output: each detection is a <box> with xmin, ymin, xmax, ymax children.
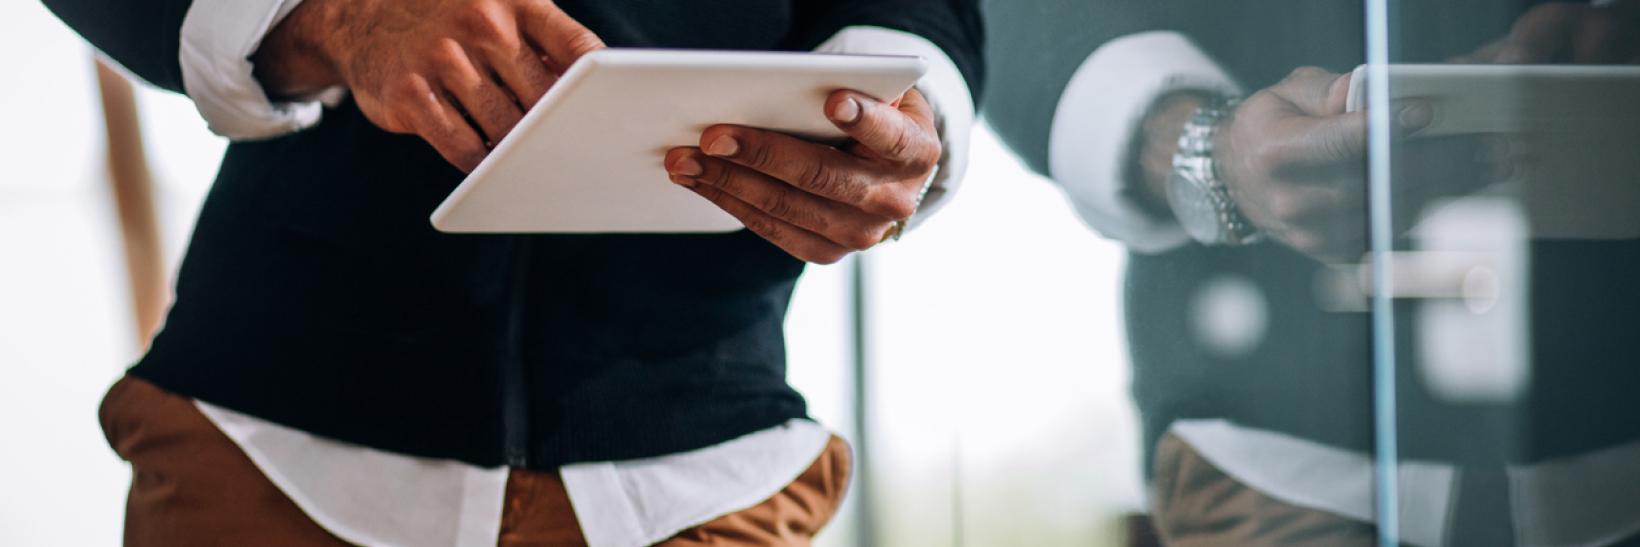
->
<box><xmin>1166</xmin><ymin>169</ymin><xmax>1227</xmax><ymax>244</ymax></box>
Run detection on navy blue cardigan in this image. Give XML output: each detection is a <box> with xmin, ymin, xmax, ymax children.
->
<box><xmin>46</xmin><ymin>0</ymin><xmax>984</xmax><ymax>468</ymax></box>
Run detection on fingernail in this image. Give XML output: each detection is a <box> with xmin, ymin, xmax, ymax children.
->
<box><xmin>706</xmin><ymin>135</ymin><xmax>739</xmax><ymax>157</ymax></box>
<box><xmin>832</xmin><ymin>97</ymin><xmax>861</xmax><ymax>124</ymax></box>
<box><xmin>671</xmin><ymin>156</ymin><xmax>702</xmax><ymax>177</ymax></box>
<box><xmin>1397</xmin><ymin>100</ymin><xmax>1433</xmax><ymax>130</ymax></box>
<box><xmin>669</xmin><ymin>175</ymin><xmax>697</xmax><ymax>188</ymax></box>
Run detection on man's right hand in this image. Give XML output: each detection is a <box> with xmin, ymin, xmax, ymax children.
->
<box><xmin>255</xmin><ymin>0</ymin><xmax>605</xmax><ymax>172</ymax></box>
<box><xmin>1138</xmin><ymin>67</ymin><xmax>1510</xmax><ymax>262</ymax></box>
<box><xmin>1210</xmin><ymin>67</ymin><xmax>1380</xmax><ymax>261</ymax></box>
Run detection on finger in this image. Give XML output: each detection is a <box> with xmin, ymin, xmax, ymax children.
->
<box><xmin>455</xmin><ymin>5</ymin><xmax>558</xmax><ymax>107</ymax></box>
<box><xmin>518</xmin><ymin>2</ymin><xmax>606</xmax><ymax>72</ymax></box>
<box><xmin>1261</xmin><ymin>183</ymin><xmax>1362</xmax><ymax>227</ymax></box>
<box><xmin>1452</xmin><ymin>39</ymin><xmax>1509</xmax><ymax>63</ymax></box>
<box><xmin>1571</xmin><ymin>11</ymin><xmax>1627</xmax><ymax>64</ymax></box>
<box><xmin>488</xmin><ymin>37</ymin><xmax>559</xmax><ymax>108</ymax></box>
<box><xmin>1264</xmin><ymin>111</ymin><xmax>1369</xmax><ymax>170</ymax></box>
<box><xmin>825</xmin><ymin>88</ymin><xmax>941</xmax><ymax>167</ymax></box>
<box><xmin>1269</xmin><ymin>67</ymin><xmax>1350</xmax><ymax>116</ymax></box>
<box><xmin>667</xmin><ymin>149</ymin><xmax>893</xmax><ymax>251</ymax></box>
<box><xmin>1496</xmin><ymin>5</ymin><xmax>1581</xmax><ymax>63</ymax></box>
<box><xmin>697</xmin><ymin>125</ymin><xmax>921</xmax><ymax>219</ymax></box>
<box><xmin>407</xmin><ymin>90</ymin><xmax>490</xmax><ymax>172</ymax></box>
<box><xmin>680</xmin><ymin>179</ymin><xmax>853</xmax><ymax>264</ymax></box>
<box><xmin>432</xmin><ymin>42</ymin><xmax>524</xmax><ymax>145</ymax></box>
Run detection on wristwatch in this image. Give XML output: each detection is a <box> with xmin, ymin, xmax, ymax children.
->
<box><xmin>1165</xmin><ymin>96</ymin><xmax>1260</xmax><ymax>246</ymax></box>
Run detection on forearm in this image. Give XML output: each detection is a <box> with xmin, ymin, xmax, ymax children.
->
<box><xmin>253</xmin><ymin>0</ymin><xmax>344</xmax><ymax>99</ymax></box>
<box><xmin>43</xmin><ymin>0</ymin><xmax>195</xmax><ymax>93</ymax></box>
<box><xmin>1132</xmin><ymin>92</ymin><xmax>1208</xmax><ymax>219</ymax></box>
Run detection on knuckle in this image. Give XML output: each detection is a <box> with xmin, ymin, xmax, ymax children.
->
<box><xmin>1249</xmin><ymin>142</ymin><xmax>1288</xmax><ymax>174</ymax></box>
<box><xmin>1530</xmin><ymin>2</ymin><xmax>1577</xmax><ymax>22</ymax></box>
<box><xmin>885</xmin><ymin>128</ymin><xmax>919</xmax><ymax>161</ymax></box>
<box><xmin>429</xmin><ymin>38</ymin><xmax>470</xmax><ymax>72</ymax></box>
<box><xmin>869</xmin><ymin>189</ymin><xmax>918</xmax><ymax>220</ymax></box>
<box><xmin>1288</xmin><ymin>66</ymin><xmax>1325</xmax><ymax>81</ymax></box>
<box><xmin>743</xmin><ymin>215</ymin><xmax>781</xmax><ymax>240</ymax></box>
<box><xmin>797</xmin><ymin>160</ymin><xmax>835</xmax><ymax>191</ymax></box>
<box><xmin>884</xmin><ymin>198</ymin><xmax>918</xmax><ymax>221</ymax></box>
<box><xmin>809</xmin><ymin>249</ymin><xmax>848</xmax><ymax>265</ymax></box>
<box><xmin>761</xmin><ymin>191</ymin><xmax>794</xmax><ymax>219</ymax></box>
<box><xmin>907</xmin><ymin>138</ymin><xmax>942</xmax><ymax>173</ymax></box>
<box><xmin>384</xmin><ymin>74</ymin><xmax>430</xmax><ymax>106</ymax></box>
<box><xmin>745</xmin><ymin>138</ymin><xmax>775</xmax><ymax>169</ymax></box>
<box><xmin>842</xmin><ymin>229</ymin><xmax>879</xmax><ymax>252</ymax></box>
<box><xmin>1267</xmin><ymin>193</ymin><xmax>1305</xmax><ymax>220</ymax></box>
<box><xmin>1319</xmin><ymin>131</ymin><xmax>1359</xmax><ymax>162</ymax></box>
<box><xmin>693</xmin><ymin>185</ymin><xmax>723</xmax><ymax>202</ymax></box>
<box><xmin>453</xmin><ymin>142</ymin><xmax>487</xmax><ymax>166</ymax></box>
<box><xmin>1289</xmin><ymin>232</ymin><xmax>1323</xmax><ymax>256</ymax></box>
<box><xmin>461</xmin><ymin>5</ymin><xmax>515</xmax><ymax>45</ymax></box>
<box><xmin>706</xmin><ymin>164</ymin><xmax>734</xmax><ymax>188</ymax></box>
<box><xmin>1246</xmin><ymin>89</ymin><xmax>1279</xmax><ymax>108</ymax></box>
<box><xmin>564</xmin><ymin>31</ymin><xmax>606</xmax><ymax>58</ymax></box>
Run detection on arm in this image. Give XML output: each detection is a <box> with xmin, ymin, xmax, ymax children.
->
<box><xmin>979</xmin><ymin>0</ymin><xmax>1243</xmax><ymax>253</ymax></box>
<box><xmin>42</xmin><ymin>0</ymin><xmax>194</xmax><ymax>94</ymax></box>
<box><xmin>44</xmin><ymin>0</ymin><xmax>338</xmax><ymax>138</ymax></box>
<box><xmin>47</xmin><ymin>0</ymin><xmax>604</xmax><ymax>169</ymax></box>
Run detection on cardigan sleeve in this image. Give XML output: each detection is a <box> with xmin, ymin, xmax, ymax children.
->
<box><xmin>788</xmin><ymin>0</ymin><xmax>984</xmax><ymax>102</ymax></box>
<box><xmin>42</xmin><ymin>0</ymin><xmax>197</xmax><ymax>94</ymax></box>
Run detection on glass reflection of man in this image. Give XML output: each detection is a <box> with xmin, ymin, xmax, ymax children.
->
<box><xmin>982</xmin><ymin>1</ymin><xmax>1639</xmax><ymax>545</ymax></box>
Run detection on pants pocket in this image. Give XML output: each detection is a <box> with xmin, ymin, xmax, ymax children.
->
<box><xmin>97</xmin><ymin>376</ymin><xmax>142</xmax><ymax>460</ymax></box>
<box><xmin>813</xmin><ymin>435</ymin><xmax>853</xmax><ymax>530</ymax></box>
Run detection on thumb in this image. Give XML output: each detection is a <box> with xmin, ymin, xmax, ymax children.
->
<box><xmin>1269</xmin><ymin>67</ymin><xmax>1350</xmax><ymax>116</ymax></box>
<box><xmin>1269</xmin><ymin>111</ymin><xmax>1368</xmax><ymax>168</ymax></box>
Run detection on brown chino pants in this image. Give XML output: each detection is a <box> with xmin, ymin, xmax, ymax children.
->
<box><xmin>98</xmin><ymin>377</ymin><xmax>851</xmax><ymax>547</ymax></box>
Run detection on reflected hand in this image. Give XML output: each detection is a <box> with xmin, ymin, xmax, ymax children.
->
<box><xmin>1457</xmin><ymin>1</ymin><xmax>1640</xmax><ymax>64</ymax></box>
<box><xmin>256</xmin><ymin>0</ymin><xmax>606</xmax><ymax>172</ymax></box>
<box><xmin>1212</xmin><ymin>68</ymin><xmax>1385</xmax><ymax>261</ymax></box>
<box><xmin>664</xmin><ymin>89</ymin><xmax>942</xmax><ymax>264</ymax></box>
<box><xmin>1214</xmin><ymin>69</ymin><xmax>1503</xmax><ymax>263</ymax></box>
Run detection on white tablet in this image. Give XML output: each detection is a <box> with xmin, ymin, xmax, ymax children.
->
<box><xmin>430</xmin><ymin>49</ymin><xmax>927</xmax><ymax>233</ymax></box>
<box><xmin>1344</xmin><ymin>63</ymin><xmax>1640</xmax><ymax>135</ymax></box>
<box><xmin>1345</xmin><ymin>64</ymin><xmax>1640</xmax><ymax>240</ymax></box>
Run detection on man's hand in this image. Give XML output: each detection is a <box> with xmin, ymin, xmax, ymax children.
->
<box><xmin>255</xmin><ymin>0</ymin><xmax>605</xmax><ymax>172</ymax></box>
<box><xmin>1456</xmin><ymin>1</ymin><xmax>1640</xmax><ymax>65</ymax></box>
<box><xmin>1211</xmin><ymin>68</ymin><xmax>1378</xmax><ymax>261</ymax></box>
<box><xmin>1137</xmin><ymin>68</ymin><xmax>1497</xmax><ymax>262</ymax></box>
<box><xmin>663</xmin><ymin>89</ymin><xmax>942</xmax><ymax>264</ymax></box>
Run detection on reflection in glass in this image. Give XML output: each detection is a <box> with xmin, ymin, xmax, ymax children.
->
<box><xmin>978</xmin><ymin>0</ymin><xmax>1639</xmax><ymax>545</ymax></box>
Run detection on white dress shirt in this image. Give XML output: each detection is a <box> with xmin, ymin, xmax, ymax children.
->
<box><xmin>174</xmin><ymin>2</ymin><xmax>974</xmax><ymax>547</ymax></box>
<box><xmin>1051</xmin><ymin>31</ymin><xmax>1640</xmax><ymax>547</ymax></box>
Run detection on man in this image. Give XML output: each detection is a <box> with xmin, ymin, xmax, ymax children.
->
<box><xmin>46</xmin><ymin>0</ymin><xmax>981</xmax><ymax>545</ymax></box>
<box><xmin>983</xmin><ymin>1</ymin><xmax>1639</xmax><ymax>545</ymax></box>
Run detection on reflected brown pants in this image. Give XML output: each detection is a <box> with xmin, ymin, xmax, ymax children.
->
<box><xmin>1149</xmin><ymin>432</ymin><xmax>1377</xmax><ymax>547</ymax></box>
<box><xmin>99</xmin><ymin>377</ymin><xmax>851</xmax><ymax>547</ymax></box>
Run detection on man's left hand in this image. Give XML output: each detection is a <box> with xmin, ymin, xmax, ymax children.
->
<box><xmin>665</xmin><ymin>88</ymin><xmax>941</xmax><ymax>264</ymax></box>
<box><xmin>1456</xmin><ymin>1</ymin><xmax>1640</xmax><ymax>64</ymax></box>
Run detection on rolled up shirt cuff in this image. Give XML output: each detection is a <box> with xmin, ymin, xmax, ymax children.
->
<box><xmin>814</xmin><ymin>26</ymin><xmax>976</xmax><ymax>231</ymax></box>
<box><xmin>1047</xmin><ymin>31</ymin><xmax>1241</xmax><ymax>253</ymax></box>
<box><xmin>179</xmin><ymin>0</ymin><xmax>334</xmax><ymax>140</ymax></box>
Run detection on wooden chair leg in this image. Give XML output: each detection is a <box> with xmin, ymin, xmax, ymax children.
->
<box><xmin>94</xmin><ymin>59</ymin><xmax>167</xmax><ymax>348</ymax></box>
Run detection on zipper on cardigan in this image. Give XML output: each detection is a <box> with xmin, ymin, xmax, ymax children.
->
<box><xmin>501</xmin><ymin>237</ymin><xmax>533</xmax><ymax>468</ymax></box>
